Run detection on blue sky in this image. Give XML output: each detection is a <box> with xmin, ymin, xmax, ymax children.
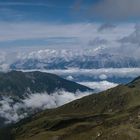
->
<box><xmin>0</xmin><ymin>0</ymin><xmax>100</xmax><ymax>50</ymax></box>
<box><xmin>0</xmin><ymin>0</ymin><xmax>139</xmax><ymax>51</ymax></box>
<box><xmin>0</xmin><ymin>0</ymin><xmax>101</xmax><ymax>23</ymax></box>
<box><xmin>0</xmin><ymin>0</ymin><xmax>139</xmax><ymax>23</ymax></box>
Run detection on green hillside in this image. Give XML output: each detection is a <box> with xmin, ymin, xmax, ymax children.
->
<box><xmin>2</xmin><ymin>76</ymin><xmax>140</xmax><ymax>140</ymax></box>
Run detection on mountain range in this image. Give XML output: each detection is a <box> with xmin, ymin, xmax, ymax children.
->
<box><xmin>10</xmin><ymin>49</ymin><xmax>140</xmax><ymax>70</ymax></box>
<box><xmin>0</xmin><ymin>71</ymin><xmax>91</xmax><ymax>98</ymax></box>
<box><xmin>1</xmin><ymin>75</ymin><xmax>140</xmax><ymax>140</ymax></box>
<box><xmin>0</xmin><ymin>71</ymin><xmax>92</xmax><ymax>128</ymax></box>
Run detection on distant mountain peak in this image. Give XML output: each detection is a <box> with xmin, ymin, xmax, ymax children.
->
<box><xmin>10</xmin><ymin>50</ymin><xmax>140</xmax><ymax>70</ymax></box>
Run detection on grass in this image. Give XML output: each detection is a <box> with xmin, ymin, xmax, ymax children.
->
<box><xmin>2</xmin><ymin>76</ymin><xmax>140</xmax><ymax>139</ymax></box>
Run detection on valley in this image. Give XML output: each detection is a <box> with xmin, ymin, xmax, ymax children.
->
<box><xmin>1</xmin><ymin>76</ymin><xmax>140</xmax><ymax>140</ymax></box>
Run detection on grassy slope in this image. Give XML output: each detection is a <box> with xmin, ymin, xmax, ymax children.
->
<box><xmin>2</xmin><ymin>77</ymin><xmax>140</xmax><ymax>140</ymax></box>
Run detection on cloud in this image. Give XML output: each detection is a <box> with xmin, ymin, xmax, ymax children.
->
<box><xmin>66</xmin><ymin>75</ymin><xmax>74</xmax><ymax>81</ymax></box>
<box><xmin>116</xmin><ymin>24</ymin><xmax>140</xmax><ymax>58</ymax></box>
<box><xmin>0</xmin><ymin>97</ymin><xmax>27</xmax><ymax>123</ymax></box>
<box><xmin>0</xmin><ymin>22</ymin><xmax>84</xmax><ymax>41</ymax></box>
<box><xmin>0</xmin><ymin>22</ymin><xmax>134</xmax><ymax>61</ymax></box>
<box><xmin>0</xmin><ymin>90</ymin><xmax>91</xmax><ymax>124</ymax></box>
<box><xmin>23</xmin><ymin>90</ymin><xmax>90</xmax><ymax>109</ymax></box>
<box><xmin>0</xmin><ymin>52</ymin><xmax>6</xmax><ymax>64</ymax></box>
<box><xmin>0</xmin><ymin>52</ymin><xmax>10</xmax><ymax>71</ymax></box>
<box><xmin>88</xmin><ymin>0</ymin><xmax>140</xmax><ymax>20</ymax></box>
<box><xmin>0</xmin><ymin>22</ymin><xmax>133</xmax><ymax>46</ymax></box>
<box><xmin>37</xmin><ymin>68</ymin><xmax>140</xmax><ymax>80</ymax></box>
<box><xmin>98</xmin><ymin>23</ymin><xmax>116</xmax><ymax>32</ymax></box>
<box><xmin>0</xmin><ymin>64</ymin><xmax>10</xmax><ymax>72</ymax></box>
<box><xmin>88</xmin><ymin>37</ymin><xmax>108</xmax><ymax>46</ymax></box>
<box><xmin>0</xmin><ymin>22</ymin><xmax>136</xmax><ymax>69</ymax></box>
<box><xmin>79</xmin><ymin>81</ymin><xmax>118</xmax><ymax>92</ymax></box>
<box><xmin>119</xmin><ymin>24</ymin><xmax>140</xmax><ymax>45</ymax></box>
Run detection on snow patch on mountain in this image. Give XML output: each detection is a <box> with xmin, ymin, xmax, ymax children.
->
<box><xmin>10</xmin><ymin>49</ymin><xmax>140</xmax><ymax>70</ymax></box>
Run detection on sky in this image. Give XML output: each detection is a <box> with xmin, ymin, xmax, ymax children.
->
<box><xmin>0</xmin><ymin>0</ymin><xmax>140</xmax><ymax>53</ymax></box>
<box><xmin>1</xmin><ymin>0</ymin><xmax>140</xmax><ymax>122</ymax></box>
<box><xmin>1</xmin><ymin>0</ymin><xmax>140</xmax><ymax>124</ymax></box>
<box><xmin>0</xmin><ymin>0</ymin><xmax>100</xmax><ymax>23</ymax></box>
<box><xmin>1</xmin><ymin>0</ymin><xmax>140</xmax><ymax>22</ymax></box>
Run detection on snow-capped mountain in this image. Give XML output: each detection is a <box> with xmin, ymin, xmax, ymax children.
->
<box><xmin>10</xmin><ymin>49</ymin><xmax>140</xmax><ymax>70</ymax></box>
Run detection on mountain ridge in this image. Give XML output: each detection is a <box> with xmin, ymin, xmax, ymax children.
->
<box><xmin>0</xmin><ymin>70</ymin><xmax>92</xmax><ymax>98</ymax></box>
<box><xmin>2</xmin><ymin>76</ymin><xmax>140</xmax><ymax>140</ymax></box>
<box><xmin>10</xmin><ymin>51</ymin><xmax>140</xmax><ymax>70</ymax></box>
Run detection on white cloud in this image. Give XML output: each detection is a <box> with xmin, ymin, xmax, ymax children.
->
<box><xmin>0</xmin><ymin>22</ymin><xmax>97</xmax><ymax>42</ymax></box>
<box><xmin>0</xmin><ymin>90</ymin><xmax>91</xmax><ymax>124</ymax></box>
<box><xmin>66</xmin><ymin>75</ymin><xmax>74</xmax><ymax>81</ymax></box>
<box><xmin>34</xmin><ymin>68</ymin><xmax>140</xmax><ymax>79</ymax></box>
<box><xmin>0</xmin><ymin>52</ymin><xmax>10</xmax><ymax>71</ymax></box>
<box><xmin>99</xmin><ymin>74</ymin><xmax>108</xmax><ymax>80</ymax></box>
<box><xmin>0</xmin><ymin>22</ymin><xmax>134</xmax><ymax>49</ymax></box>
<box><xmin>23</xmin><ymin>90</ymin><xmax>90</xmax><ymax>110</ymax></box>
<box><xmin>0</xmin><ymin>64</ymin><xmax>10</xmax><ymax>72</ymax></box>
<box><xmin>79</xmin><ymin>81</ymin><xmax>118</xmax><ymax>92</ymax></box>
<box><xmin>0</xmin><ymin>97</ymin><xmax>26</xmax><ymax>123</ymax></box>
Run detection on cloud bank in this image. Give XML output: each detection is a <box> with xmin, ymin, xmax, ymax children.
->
<box><xmin>79</xmin><ymin>81</ymin><xmax>118</xmax><ymax>92</ymax></box>
<box><xmin>36</xmin><ymin>68</ymin><xmax>140</xmax><ymax>80</ymax></box>
<box><xmin>0</xmin><ymin>80</ymin><xmax>118</xmax><ymax>124</ymax></box>
<box><xmin>0</xmin><ymin>90</ymin><xmax>91</xmax><ymax>124</ymax></box>
<box><xmin>0</xmin><ymin>22</ymin><xmax>137</xmax><ymax>65</ymax></box>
